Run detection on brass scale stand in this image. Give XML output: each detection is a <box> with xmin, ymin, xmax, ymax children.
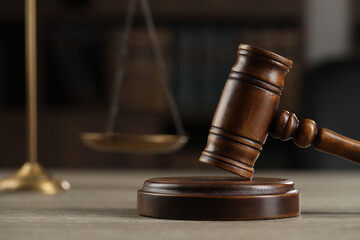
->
<box><xmin>0</xmin><ymin>0</ymin><xmax>70</xmax><ymax>193</ymax></box>
<box><xmin>0</xmin><ymin>0</ymin><xmax>187</xmax><ymax>193</ymax></box>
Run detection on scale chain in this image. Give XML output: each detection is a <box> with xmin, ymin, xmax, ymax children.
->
<box><xmin>105</xmin><ymin>0</ymin><xmax>185</xmax><ymax>136</ymax></box>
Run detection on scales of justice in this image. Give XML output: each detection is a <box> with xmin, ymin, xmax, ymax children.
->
<box><xmin>2</xmin><ymin>0</ymin><xmax>360</xmax><ymax>220</ymax></box>
<box><xmin>0</xmin><ymin>0</ymin><xmax>187</xmax><ymax>193</ymax></box>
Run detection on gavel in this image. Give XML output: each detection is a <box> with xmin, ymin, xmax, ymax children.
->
<box><xmin>199</xmin><ymin>44</ymin><xmax>360</xmax><ymax>180</ymax></box>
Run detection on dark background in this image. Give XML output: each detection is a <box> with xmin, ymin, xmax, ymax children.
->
<box><xmin>1</xmin><ymin>0</ymin><xmax>360</xmax><ymax>170</ymax></box>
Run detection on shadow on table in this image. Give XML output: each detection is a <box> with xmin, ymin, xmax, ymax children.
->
<box><xmin>54</xmin><ymin>207</ymin><xmax>140</xmax><ymax>219</ymax></box>
<box><xmin>301</xmin><ymin>211</ymin><xmax>360</xmax><ymax>218</ymax></box>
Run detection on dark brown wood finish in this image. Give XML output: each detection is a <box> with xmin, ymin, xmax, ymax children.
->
<box><xmin>199</xmin><ymin>44</ymin><xmax>293</xmax><ymax>179</ymax></box>
<box><xmin>271</xmin><ymin>110</ymin><xmax>360</xmax><ymax>164</ymax></box>
<box><xmin>137</xmin><ymin>177</ymin><xmax>300</xmax><ymax>220</ymax></box>
<box><xmin>200</xmin><ymin>44</ymin><xmax>360</xmax><ymax>180</ymax></box>
<box><xmin>137</xmin><ymin>45</ymin><xmax>303</xmax><ymax>221</ymax></box>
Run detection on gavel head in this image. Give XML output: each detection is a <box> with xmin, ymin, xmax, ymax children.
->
<box><xmin>199</xmin><ymin>44</ymin><xmax>293</xmax><ymax>179</ymax></box>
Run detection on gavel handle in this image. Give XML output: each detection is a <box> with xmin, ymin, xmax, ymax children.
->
<box><xmin>271</xmin><ymin>110</ymin><xmax>360</xmax><ymax>165</ymax></box>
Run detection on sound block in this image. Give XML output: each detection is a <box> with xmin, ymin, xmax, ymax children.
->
<box><xmin>137</xmin><ymin>177</ymin><xmax>300</xmax><ymax>220</ymax></box>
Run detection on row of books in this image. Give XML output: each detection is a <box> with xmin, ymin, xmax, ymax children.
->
<box><xmin>0</xmin><ymin>25</ymin><xmax>302</xmax><ymax>116</ymax></box>
<box><xmin>172</xmin><ymin>26</ymin><xmax>302</xmax><ymax>117</ymax></box>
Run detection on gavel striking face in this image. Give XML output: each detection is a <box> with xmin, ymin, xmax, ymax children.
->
<box><xmin>199</xmin><ymin>44</ymin><xmax>360</xmax><ymax>179</ymax></box>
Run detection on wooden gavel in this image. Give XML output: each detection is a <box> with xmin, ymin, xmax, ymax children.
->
<box><xmin>199</xmin><ymin>44</ymin><xmax>360</xmax><ymax>179</ymax></box>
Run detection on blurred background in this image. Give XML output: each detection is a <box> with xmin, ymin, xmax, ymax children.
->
<box><xmin>1</xmin><ymin>0</ymin><xmax>360</xmax><ymax>171</ymax></box>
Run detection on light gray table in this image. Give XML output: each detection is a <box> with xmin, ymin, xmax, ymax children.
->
<box><xmin>0</xmin><ymin>170</ymin><xmax>359</xmax><ymax>240</ymax></box>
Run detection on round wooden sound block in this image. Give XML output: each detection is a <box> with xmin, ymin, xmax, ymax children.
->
<box><xmin>137</xmin><ymin>177</ymin><xmax>300</xmax><ymax>220</ymax></box>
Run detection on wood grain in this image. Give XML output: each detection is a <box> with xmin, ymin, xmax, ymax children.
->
<box><xmin>199</xmin><ymin>44</ymin><xmax>293</xmax><ymax>179</ymax></box>
<box><xmin>138</xmin><ymin>176</ymin><xmax>300</xmax><ymax>220</ymax></box>
<box><xmin>271</xmin><ymin>110</ymin><xmax>360</xmax><ymax>164</ymax></box>
<box><xmin>1</xmin><ymin>170</ymin><xmax>360</xmax><ymax>239</ymax></box>
<box><xmin>200</xmin><ymin>44</ymin><xmax>360</xmax><ymax>180</ymax></box>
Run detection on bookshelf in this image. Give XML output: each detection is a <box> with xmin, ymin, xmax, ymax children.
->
<box><xmin>1</xmin><ymin>0</ymin><xmax>306</xmax><ymax>169</ymax></box>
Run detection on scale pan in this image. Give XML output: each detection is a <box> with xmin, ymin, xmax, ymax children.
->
<box><xmin>81</xmin><ymin>132</ymin><xmax>188</xmax><ymax>154</ymax></box>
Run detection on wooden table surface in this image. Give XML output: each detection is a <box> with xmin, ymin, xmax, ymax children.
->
<box><xmin>0</xmin><ymin>170</ymin><xmax>359</xmax><ymax>240</ymax></box>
